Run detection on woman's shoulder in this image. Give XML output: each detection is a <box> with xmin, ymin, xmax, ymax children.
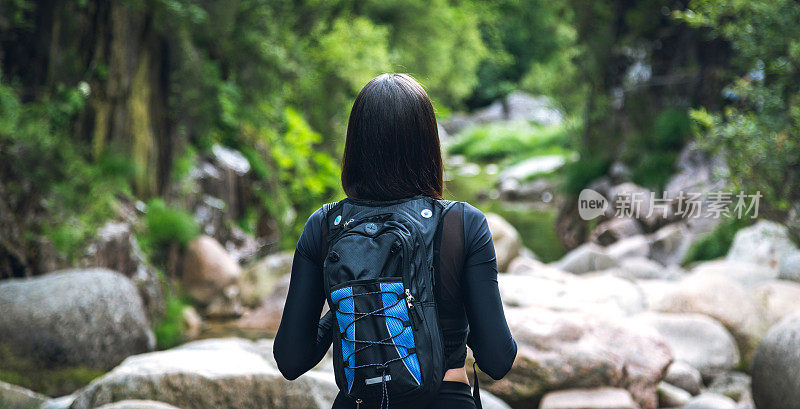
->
<box><xmin>452</xmin><ymin>200</ymin><xmax>488</xmax><ymax>225</ymax></box>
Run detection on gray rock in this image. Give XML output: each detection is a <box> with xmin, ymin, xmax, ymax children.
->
<box><xmin>614</xmin><ymin>257</ymin><xmax>667</xmax><ymax>280</ymax></box>
<box><xmin>692</xmin><ymin>260</ymin><xmax>777</xmax><ymax>289</ymax></box>
<box><xmin>633</xmin><ymin>312</ymin><xmax>739</xmax><ymax>379</ymax></box>
<box><xmin>485</xmin><ymin>213</ymin><xmax>522</xmax><ymax>272</ymax></box>
<box><xmin>553</xmin><ymin>243</ymin><xmax>619</xmax><ymax>275</ymax></box>
<box><xmin>654</xmin><ymin>271</ymin><xmax>767</xmax><ymax>366</ymax></box>
<box><xmin>684</xmin><ymin>393</ymin><xmax>737</xmax><ymax>409</ymax></box>
<box><xmin>605</xmin><ymin>235</ymin><xmax>651</xmax><ymax>260</ymax></box>
<box><xmin>498</xmin><ymin>272</ymin><xmax>645</xmax><ymax>316</ymax></box>
<box><xmin>483</xmin><ymin>307</ymin><xmax>671</xmax><ymax>409</ymax></box>
<box><xmin>664</xmin><ymin>361</ymin><xmax>703</xmax><ymax>396</ymax></box>
<box><xmin>751</xmin><ymin>310</ymin><xmax>800</xmax><ymax>409</ymax></box>
<box><xmin>480</xmin><ymin>391</ymin><xmax>511</xmax><ymax>409</ymax></box>
<box><xmin>649</xmin><ymin>223</ymin><xmax>692</xmax><ymax>266</ymax></box>
<box><xmin>727</xmin><ymin>220</ymin><xmax>799</xmax><ymax>271</ymax></box>
<box><xmin>70</xmin><ymin>338</ymin><xmax>338</xmax><ymax>409</ymax></box>
<box><xmin>778</xmin><ymin>252</ymin><xmax>800</xmax><ymax>282</ymax></box>
<box><xmin>539</xmin><ymin>387</ymin><xmax>638</xmax><ymax>409</ymax></box>
<box><xmin>0</xmin><ymin>269</ymin><xmax>154</xmax><ymax>370</ymax></box>
<box><xmin>0</xmin><ymin>380</ymin><xmax>49</xmax><ymax>409</ymax></box>
<box><xmin>751</xmin><ymin>280</ymin><xmax>800</xmax><ymax>325</ymax></box>
<box><xmin>657</xmin><ymin>381</ymin><xmax>691</xmax><ymax>407</ymax></box>
<box><xmin>635</xmin><ymin>279</ymin><xmax>680</xmax><ymax>310</ymax></box>
<box><xmin>94</xmin><ymin>401</ymin><xmax>181</xmax><ymax>409</ymax></box>
<box><xmin>708</xmin><ymin>372</ymin><xmax>751</xmax><ymax>402</ymax></box>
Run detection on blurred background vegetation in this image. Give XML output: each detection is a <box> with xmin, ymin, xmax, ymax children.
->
<box><xmin>1</xmin><ymin>0</ymin><xmax>800</xmax><ymax>393</ymax></box>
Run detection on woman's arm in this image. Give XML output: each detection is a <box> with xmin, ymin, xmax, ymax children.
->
<box><xmin>461</xmin><ymin>203</ymin><xmax>517</xmax><ymax>380</ymax></box>
<box><xmin>273</xmin><ymin>207</ymin><xmax>334</xmax><ymax>380</ymax></box>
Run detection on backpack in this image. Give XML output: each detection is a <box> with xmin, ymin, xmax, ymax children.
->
<box><xmin>321</xmin><ymin>195</ymin><xmax>457</xmax><ymax>409</ymax></box>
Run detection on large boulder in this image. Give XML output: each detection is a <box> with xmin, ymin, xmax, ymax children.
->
<box><xmin>751</xmin><ymin>280</ymin><xmax>800</xmax><ymax>325</ymax></box>
<box><xmin>654</xmin><ymin>271</ymin><xmax>767</xmax><ymax>365</ymax></box>
<box><xmin>726</xmin><ymin>220</ymin><xmax>799</xmax><ymax>270</ymax></box>
<box><xmin>634</xmin><ymin>279</ymin><xmax>680</xmax><ymax>310</ymax></box>
<box><xmin>498</xmin><ymin>273</ymin><xmax>645</xmax><ymax>316</ymax></box>
<box><xmin>552</xmin><ymin>243</ymin><xmax>619</xmax><ymax>275</ymax></box>
<box><xmin>481</xmin><ymin>391</ymin><xmax>513</xmax><ymax>409</ymax></box>
<box><xmin>482</xmin><ymin>307</ymin><xmax>672</xmax><ymax>409</ymax></box>
<box><xmin>691</xmin><ymin>260</ymin><xmax>777</xmax><ymax>289</ymax></box>
<box><xmin>485</xmin><ymin>213</ymin><xmax>522</xmax><ymax>272</ymax></box>
<box><xmin>778</xmin><ymin>252</ymin><xmax>800</xmax><ymax>282</ymax></box>
<box><xmin>751</xmin><ymin>310</ymin><xmax>800</xmax><ymax>409</ymax></box>
<box><xmin>539</xmin><ymin>387</ymin><xmax>638</xmax><ymax>409</ymax></box>
<box><xmin>632</xmin><ymin>313</ymin><xmax>739</xmax><ymax>379</ymax></box>
<box><xmin>0</xmin><ymin>380</ymin><xmax>49</xmax><ymax>409</ymax></box>
<box><xmin>69</xmin><ymin>338</ymin><xmax>338</xmax><ymax>409</ymax></box>
<box><xmin>0</xmin><ymin>269</ymin><xmax>154</xmax><ymax>370</ymax></box>
<box><xmin>182</xmin><ymin>235</ymin><xmax>243</xmax><ymax>317</ymax></box>
<box><xmin>684</xmin><ymin>393</ymin><xmax>737</xmax><ymax>409</ymax></box>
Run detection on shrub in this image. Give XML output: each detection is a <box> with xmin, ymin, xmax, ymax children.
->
<box><xmin>448</xmin><ymin>121</ymin><xmax>573</xmax><ymax>164</ymax></box>
<box><xmin>141</xmin><ymin>199</ymin><xmax>200</xmax><ymax>250</ymax></box>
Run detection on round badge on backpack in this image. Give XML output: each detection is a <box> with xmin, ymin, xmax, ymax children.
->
<box><xmin>420</xmin><ymin>209</ymin><xmax>432</xmax><ymax>218</ymax></box>
<box><xmin>334</xmin><ymin>215</ymin><xmax>342</xmax><ymax>225</ymax></box>
<box><xmin>365</xmin><ymin>222</ymin><xmax>378</xmax><ymax>234</ymax></box>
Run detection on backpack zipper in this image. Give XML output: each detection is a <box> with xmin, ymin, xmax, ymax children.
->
<box><xmin>356</xmin><ymin>398</ymin><xmax>362</xmax><ymax>409</ymax></box>
<box><xmin>405</xmin><ymin>289</ymin><xmax>423</xmax><ymax>329</ymax></box>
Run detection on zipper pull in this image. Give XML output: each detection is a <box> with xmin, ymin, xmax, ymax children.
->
<box><xmin>405</xmin><ymin>289</ymin><xmax>415</xmax><ymax>309</ymax></box>
<box><xmin>356</xmin><ymin>398</ymin><xmax>362</xmax><ymax>409</ymax></box>
<box><xmin>343</xmin><ymin>218</ymin><xmax>355</xmax><ymax>227</ymax></box>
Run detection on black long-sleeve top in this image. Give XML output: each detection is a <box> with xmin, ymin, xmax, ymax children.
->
<box><xmin>273</xmin><ymin>200</ymin><xmax>517</xmax><ymax>382</ymax></box>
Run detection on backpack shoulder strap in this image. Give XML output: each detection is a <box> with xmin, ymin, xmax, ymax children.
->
<box><xmin>321</xmin><ymin>199</ymin><xmax>345</xmax><ymax>257</ymax></box>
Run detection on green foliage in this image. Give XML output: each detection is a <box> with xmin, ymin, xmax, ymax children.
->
<box><xmin>680</xmin><ymin>0</ymin><xmax>800</xmax><ymax>215</ymax></box>
<box><xmin>492</xmin><ymin>206</ymin><xmax>566</xmax><ymax>263</ymax></box>
<box><xmin>153</xmin><ymin>292</ymin><xmax>190</xmax><ymax>350</ymax></box>
<box><xmin>471</xmin><ymin>1</ymin><xmax>579</xmax><ymax>109</ymax></box>
<box><xmin>448</xmin><ymin>121</ymin><xmax>574</xmax><ymax>165</ymax></box>
<box><xmin>243</xmin><ymin>107</ymin><xmax>342</xmax><ymax>248</ymax></box>
<box><xmin>626</xmin><ymin>107</ymin><xmax>692</xmax><ymax>190</ymax></box>
<box><xmin>0</xmin><ymin>76</ymin><xmax>131</xmax><ymax>267</ymax></box>
<box><xmin>561</xmin><ymin>156</ymin><xmax>612</xmax><ymax>197</ymax></box>
<box><xmin>141</xmin><ymin>199</ymin><xmax>200</xmax><ymax>251</ymax></box>
<box><xmin>683</xmin><ymin>216</ymin><xmax>751</xmax><ymax>264</ymax></box>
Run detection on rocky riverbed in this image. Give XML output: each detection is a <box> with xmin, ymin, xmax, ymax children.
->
<box><xmin>2</xmin><ymin>216</ymin><xmax>800</xmax><ymax>409</ymax></box>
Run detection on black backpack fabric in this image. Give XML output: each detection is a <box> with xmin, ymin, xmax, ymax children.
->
<box><xmin>321</xmin><ymin>195</ymin><xmax>457</xmax><ymax>409</ymax></box>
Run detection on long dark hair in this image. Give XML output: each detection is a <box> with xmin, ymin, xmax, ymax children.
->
<box><xmin>341</xmin><ymin>73</ymin><xmax>444</xmax><ymax>201</ymax></box>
